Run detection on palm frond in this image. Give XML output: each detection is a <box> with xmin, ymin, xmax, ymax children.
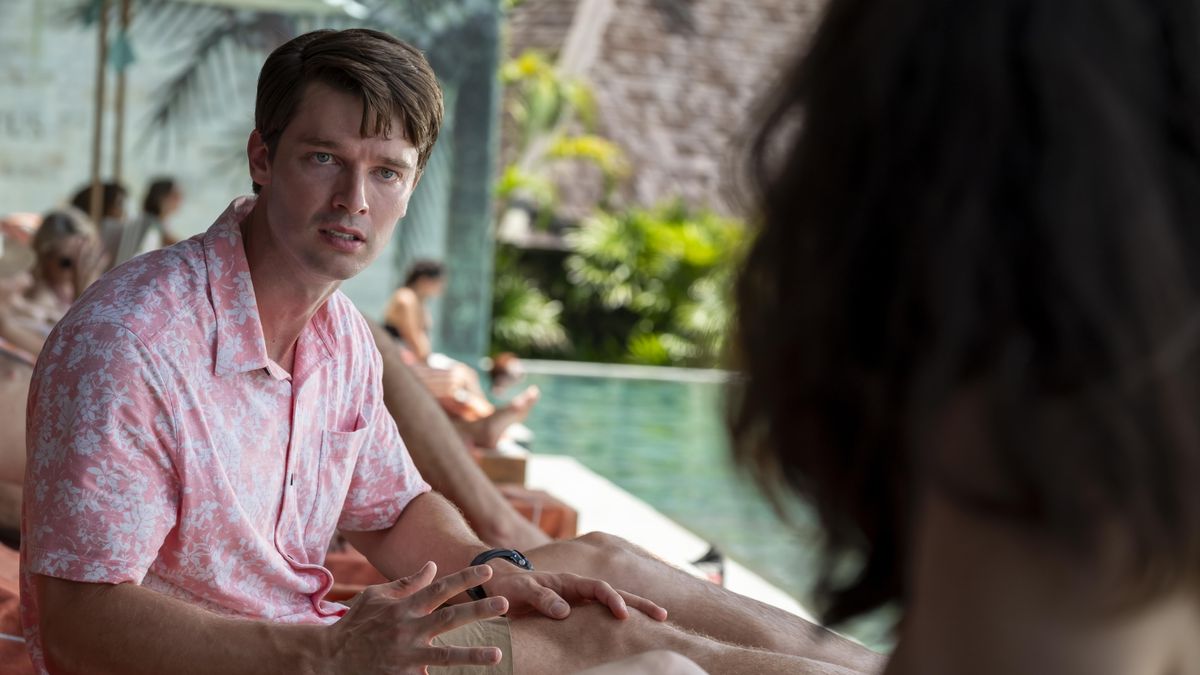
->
<box><xmin>136</xmin><ymin>12</ymin><xmax>285</xmax><ymax>149</ymax></box>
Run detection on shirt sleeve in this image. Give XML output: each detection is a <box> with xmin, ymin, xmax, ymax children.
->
<box><xmin>336</xmin><ymin>332</ymin><xmax>430</xmax><ymax>532</ymax></box>
<box><xmin>23</xmin><ymin>321</ymin><xmax>180</xmax><ymax>584</ymax></box>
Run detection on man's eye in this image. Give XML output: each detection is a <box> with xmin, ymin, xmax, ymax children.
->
<box><xmin>313</xmin><ymin>152</ymin><xmax>333</xmax><ymax>164</ymax></box>
<box><xmin>378</xmin><ymin>168</ymin><xmax>398</xmax><ymax>181</ymax></box>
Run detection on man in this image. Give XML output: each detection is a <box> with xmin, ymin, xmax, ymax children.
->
<box><xmin>22</xmin><ymin>29</ymin><xmax>877</xmax><ymax>674</ymax></box>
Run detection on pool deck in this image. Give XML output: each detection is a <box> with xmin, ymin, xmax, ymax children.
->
<box><xmin>526</xmin><ymin>453</ymin><xmax>816</xmax><ymax>623</ymax></box>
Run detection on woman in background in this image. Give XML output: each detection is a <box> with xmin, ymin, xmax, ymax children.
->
<box><xmin>117</xmin><ymin>177</ymin><xmax>183</xmax><ymax>265</ymax></box>
<box><xmin>26</xmin><ymin>207</ymin><xmax>107</xmax><ymax>329</ymax></box>
<box><xmin>70</xmin><ymin>181</ymin><xmax>127</xmax><ymax>269</ymax></box>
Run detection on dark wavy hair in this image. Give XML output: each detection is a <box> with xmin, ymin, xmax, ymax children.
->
<box><xmin>142</xmin><ymin>178</ymin><xmax>178</xmax><ymax>218</ymax></box>
<box><xmin>69</xmin><ymin>182</ymin><xmax>127</xmax><ymax>220</ymax></box>
<box><xmin>404</xmin><ymin>259</ymin><xmax>445</xmax><ymax>288</ymax></box>
<box><xmin>252</xmin><ymin>28</ymin><xmax>443</xmax><ymax>194</ymax></box>
<box><xmin>731</xmin><ymin>0</ymin><xmax>1200</xmax><ymax>626</ymax></box>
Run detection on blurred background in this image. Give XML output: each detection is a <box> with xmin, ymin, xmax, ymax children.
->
<box><xmin>0</xmin><ymin>0</ymin><xmax>890</xmax><ymax>648</ymax></box>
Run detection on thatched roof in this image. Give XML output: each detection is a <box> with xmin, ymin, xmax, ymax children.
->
<box><xmin>504</xmin><ymin>0</ymin><xmax>822</xmax><ymax>223</ymax></box>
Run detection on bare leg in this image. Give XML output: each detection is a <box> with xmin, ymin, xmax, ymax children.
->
<box><xmin>573</xmin><ymin>650</ymin><xmax>706</xmax><ymax>675</ymax></box>
<box><xmin>368</xmin><ymin>317</ymin><xmax>550</xmax><ymax>551</ymax></box>
<box><xmin>527</xmin><ymin>532</ymin><xmax>884</xmax><ymax>672</ymax></box>
<box><xmin>450</xmin><ymin>362</ymin><xmax>491</xmax><ymax>403</ymax></box>
<box><xmin>0</xmin><ymin>357</ymin><xmax>30</xmax><ymax>484</ymax></box>
<box><xmin>457</xmin><ymin>386</ymin><xmax>541</xmax><ymax>449</ymax></box>
<box><xmin>0</xmin><ymin>482</ymin><xmax>20</xmax><ymax>532</ymax></box>
<box><xmin>511</xmin><ymin>605</ymin><xmax>870</xmax><ymax>675</ymax></box>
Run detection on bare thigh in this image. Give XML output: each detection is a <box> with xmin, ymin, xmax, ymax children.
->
<box><xmin>509</xmin><ymin>605</ymin><xmax>867</xmax><ymax>675</ymax></box>
<box><xmin>0</xmin><ymin>360</ymin><xmax>30</xmax><ymax>484</ymax></box>
<box><xmin>526</xmin><ymin>532</ymin><xmax>883</xmax><ymax>672</ymax></box>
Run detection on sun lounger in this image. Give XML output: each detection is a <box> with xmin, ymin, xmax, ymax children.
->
<box><xmin>0</xmin><ymin>545</ymin><xmax>33</xmax><ymax>674</ymax></box>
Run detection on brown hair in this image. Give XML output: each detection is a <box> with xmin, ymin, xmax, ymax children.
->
<box><xmin>731</xmin><ymin>0</ymin><xmax>1200</xmax><ymax>626</ymax></box>
<box><xmin>34</xmin><ymin>207</ymin><xmax>96</xmax><ymax>257</ymax></box>
<box><xmin>69</xmin><ymin>182</ymin><xmax>127</xmax><ymax>220</ymax></box>
<box><xmin>403</xmin><ymin>259</ymin><xmax>445</xmax><ymax>288</ymax></box>
<box><xmin>252</xmin><ymin>28</ymin><xmax>443</xmax><ymax>193</ymax></box>
<box><xmin>142</xmin><ymin>177</ymin><xmax>179</xmax><ymax>218</ymax></box>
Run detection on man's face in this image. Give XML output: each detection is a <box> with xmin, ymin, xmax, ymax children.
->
<box><xmin>247</xmin><ymin>81</ymin><xmax>420</xmax><ymax>286</ymax></box>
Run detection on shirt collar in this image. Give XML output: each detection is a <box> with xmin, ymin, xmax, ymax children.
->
<box><xmin>202</xmin><ymin>197</ymin><xmax>339</xmax><ymax>381</ymax></box>
<box><xmin>204</xmin><ymin>197</ymin><xmax>272</xmax><ymax>377</ymax></box>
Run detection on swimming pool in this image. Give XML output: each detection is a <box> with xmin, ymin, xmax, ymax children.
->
<box><xmin>519</xmin><ymin>363</ymin><xmax>894</xmax><ymax>650</ymax></box>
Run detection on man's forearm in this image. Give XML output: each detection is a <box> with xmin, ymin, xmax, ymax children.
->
<box><xmin>36</xmin><ymin>575</ymin><xmax>329</xmax><ymax>675</ymax></box>
<box><xmin>343</xmin><ymin>492</ymin><xmax>488</xmax><ymax>585</ymax></box>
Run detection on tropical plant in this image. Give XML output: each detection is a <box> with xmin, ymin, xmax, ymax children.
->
<box><xmin>66</xmin><ymin>0</ymin><xmax>501</xmax><ymax>154</ymax></box>
<box><xmin>496</xmin><ymin>50</ymin><xmax>628</xmax><ymax>221</ymax></box>
<box><xmin>501</xmin><ymin>50</ymin><xmax>595</xmax><ymax>154</ymax></box>
<box><xmin>563</xmin><ymin>202</ymin><xmax>744</xmax><ymax>367</ymax></box>
<box><xmin>490</xmin><ymin>273</ymin><xmax>570</xmax><ymax>354</ymax></box>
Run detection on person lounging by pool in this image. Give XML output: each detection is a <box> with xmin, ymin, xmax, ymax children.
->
<box><xmin>384</xmin><ymin>259</ymin><xmax>542</xmax><ymax>449</ymax></box>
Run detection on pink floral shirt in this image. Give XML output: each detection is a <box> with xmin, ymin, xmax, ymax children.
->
<box><xmin>20</xmin><ymin>197</ymin><xmax>429</xmax><ymax>670</ymax></box>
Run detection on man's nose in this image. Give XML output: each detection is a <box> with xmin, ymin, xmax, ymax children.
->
<box><xmin>332</xmin><ymin>167</ymin><xmax>369</xmax><ymax>215</ymax></box>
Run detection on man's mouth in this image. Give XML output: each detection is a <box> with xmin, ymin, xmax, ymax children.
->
<box><xmin>320</xmin><ymin>228</ymin><xmax>363</xmax><ymax>242</ymax></box>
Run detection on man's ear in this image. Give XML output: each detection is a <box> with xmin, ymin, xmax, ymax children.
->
<box><xmin>247</xmin><ymin>130</ymin><xmax>272</xmax><ymax>188</ymax></box>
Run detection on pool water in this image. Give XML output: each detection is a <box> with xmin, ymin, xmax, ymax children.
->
<box><xmin>520</xmin><ymin>369</ymin><xmax>894</xmax><ymax>651</ymax></box>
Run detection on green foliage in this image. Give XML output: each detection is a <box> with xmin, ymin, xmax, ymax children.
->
<box><xmin>501</xmin><ymin>51</ymin><xmax>597</xmax><ymax>150</ymax></box>
<box><xmin>496</xmin><ymin>51</ymin><xmax>625</xmax><ymax>220</ymax></box>
<box><xmin>562</xmin><ymin>202</ymin><xmax>743</xmax><ymax>367</ymax></box>
<box><xmin>490</xmin><ymin>248</ymin><xmax>570</xmax><ymax>355</ymax></box>
<box><xmin>495</xmin><ymin>165</ymin><xmax>556</xmax><ymax>205</ymax></box>
<box><xmin>491</xmin><ymin>202</ymin><xmax>742</xmax><ymax>367</ymax></box>
<box><xmin>488</xmin><ymin>43</ymin><xmax>739</xmax><ymax>369</ymax></box>
<box><xmin>547</xmin><ymin>134</ymin><xmax>629</xmax><ymax>189</ymax></box>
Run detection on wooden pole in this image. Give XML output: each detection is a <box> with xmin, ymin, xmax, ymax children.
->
<box><xmin>90</xmin><ymin>0</ymin><xmax>111</xmax><ymax>225</ymax></box>
<box><xmin>112</xmin><ymin>0</ymin><xmax>131</xmax><ymax>184</ymax></box>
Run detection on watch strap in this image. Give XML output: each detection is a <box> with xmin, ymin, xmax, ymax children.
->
<box><xmin>466</xmin><ymin>548</ymin><xmax>533</xmax><ymax>601</ymax></box>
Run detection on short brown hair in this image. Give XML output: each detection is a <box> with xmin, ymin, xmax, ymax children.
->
<box><xmin>252</xmin><ymin>28</ymin><xmax>443</xmax><ymax>193</ymax></box>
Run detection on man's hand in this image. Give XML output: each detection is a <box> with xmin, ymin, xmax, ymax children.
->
<box><xmin>483</xmin><ymin>565</ymin><xmax>669</xmax><ymax>622</ymax></box>
<box><xmin>327</xmin><ymin>561</ymin><xmax>509</xmax><ymax>674</ymax></box>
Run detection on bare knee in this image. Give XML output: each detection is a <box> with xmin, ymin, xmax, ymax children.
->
<box><xmin>572</xmin><ymin>650</ymin><xmax>707</xmax><ymax>675</ymax></box>
<box><xmin>573</xmin><ymin>532</ymin><xmax>644</xmax><ymax>570</ymax></box>
<box><xmin>530</xmin><ymin>532</ymin><xmax>626</xmax><ymax>570</ymax></box>
<box><xmin>511</xmin><ymin>604</ymin><xmax>702</xmax><ymax>674</ymax></box>
<box><xmin>632</xmin><ymin>650</ymin><xmax>707</xmax><ymax>674</ymax></box>
<box><xmin>575</xmin><ymin>530</ymin><xmax>627</xmax><ymax>550</ymax></box>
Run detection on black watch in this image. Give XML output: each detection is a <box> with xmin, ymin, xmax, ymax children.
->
<box><xmin>466</xmin><ymin>548</ymin><xmax>533</xmax><ymax>601</ymax></box>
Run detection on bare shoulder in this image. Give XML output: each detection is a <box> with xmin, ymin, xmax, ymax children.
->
<box><xmin>890</xmin><ymin>492</ymin><xmax>1200</xmax><ymax>675</ymax></box>
<box><xmin>389</xmin><ymin>287</ymin><xmax>418</xmax><ymax>308</ymax></box>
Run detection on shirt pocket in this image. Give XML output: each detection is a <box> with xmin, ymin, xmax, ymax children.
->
<box><xmin>310</xmin><ymin>415</ymin><xmax>371</xmax><ymax>536</ymax></box>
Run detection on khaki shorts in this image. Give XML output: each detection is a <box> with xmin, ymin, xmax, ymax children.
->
<box><xmin>429</xmin><ymin>617</ymin><xmax>514</xmax><ymax>675</ymax></box>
